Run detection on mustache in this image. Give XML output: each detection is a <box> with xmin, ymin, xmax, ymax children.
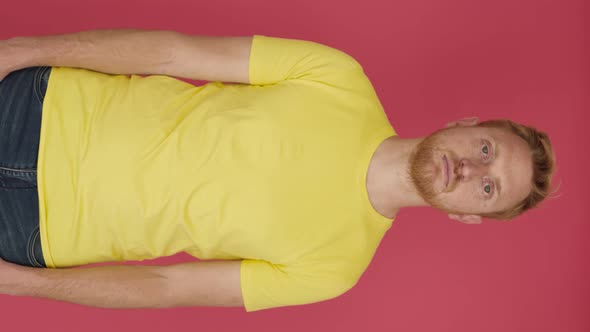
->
<box><xmin>408</xmin><ymin>137</ymin><xmax>438</xmax><ymax>200</ymax></box>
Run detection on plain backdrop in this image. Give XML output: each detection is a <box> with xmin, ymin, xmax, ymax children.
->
<box><xmin>0</xmin><ymin>1</ymin><xmax>587</xmax><ymax>331</ymax></box>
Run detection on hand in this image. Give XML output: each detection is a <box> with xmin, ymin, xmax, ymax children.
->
<box><xmin>0</xmin><ymin>257</ymin><xmax>27</xmax><ymax>296</ymax></box>
<box><xmin>0</xmin><ymin>67</ymin><xmax>11</xmax><ymax>81</ymax></box>
<box><xmin>0</xmin><ymin>38</ymin><xmax>30</xmax><ymax>81</ymax></box>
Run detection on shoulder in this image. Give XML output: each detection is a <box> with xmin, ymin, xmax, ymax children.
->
<box><xmin>240</xmin><ymin>257</ymin><xmax>364</xmax><ymax>311</ymax></box>
<box><xmin>252</xmin><ymin>35</ymin><xmax>363</xmax><ymax>70</ymax></box>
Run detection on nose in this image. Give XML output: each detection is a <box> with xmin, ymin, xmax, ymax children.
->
<box><xmin>456</xmin><ymin>158</ymin><xmax>487</xmax><ymax>181</ymax></box>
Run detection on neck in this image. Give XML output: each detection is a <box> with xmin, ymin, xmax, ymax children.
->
<box><xmin>365</xmin><ymin>136</ymin><xmax>429</xmax><ymax>218</ymax></box>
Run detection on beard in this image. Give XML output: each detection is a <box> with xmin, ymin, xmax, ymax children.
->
<box><xmin>408</xmin><ymin>132</ymin><xmax>442</xmax><ymax>208</ymax></box>
<box><xmin>407</xmin><ymin>128</ymin><xmax>461</xmax><ymax>214</ymax></box>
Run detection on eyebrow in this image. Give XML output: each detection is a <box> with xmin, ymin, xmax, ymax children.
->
<box><xmin>495</xmin><ymin>176</ymin><xmax>503</xmax><ymax>200</ymax></box>
<box><xmin>493</xmin><ymin>138</ymin><xmax>503</xmax><ymax>200</ymax></box>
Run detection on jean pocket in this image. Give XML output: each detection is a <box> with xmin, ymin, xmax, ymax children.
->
<box><xmin>0</xmin><ymin>167</ymin><xmax>37</xmax><ymax>189</ymax></box>
<box><xmin>26</xmin><ymin>225</ymin><xmax>45</xmax><ymax>267</ymax></box>
<box><xmin>33</xmin><ymin>66</ymin><xmax>51</xmax><ymax>105</ymax></box>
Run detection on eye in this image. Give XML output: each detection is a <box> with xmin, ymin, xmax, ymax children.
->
<box><xmin>482</xmin><ymin>178</ymin><xmax>494</xmax><ymax>197</ymax></box>
<box><xmin>481</xmin><ymin>140</ymin><xmax>492</xmax><ymax>161</ymax></box>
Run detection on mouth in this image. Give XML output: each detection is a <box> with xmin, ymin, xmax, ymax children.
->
<box><xmin>442</xmin><ymin>154</ymin><xmax>450</xmax><ymax>189</ymax></box>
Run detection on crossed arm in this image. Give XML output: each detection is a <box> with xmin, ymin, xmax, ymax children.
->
<box><xmin>0</xmin><ymin>29</ymin><xmax>254</xmax><ymax>309</ymax></box>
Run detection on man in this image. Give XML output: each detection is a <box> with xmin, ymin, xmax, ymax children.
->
<box><xmin>0</xmin><ymin>29</ymin><xmax>554</xmax><ymax>312</ymax></box>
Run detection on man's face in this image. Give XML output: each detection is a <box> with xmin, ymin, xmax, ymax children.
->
<box><xmin>409</xmin><ymin>125</ymin><xmax>533</xmax><ymax>217</ymax></box>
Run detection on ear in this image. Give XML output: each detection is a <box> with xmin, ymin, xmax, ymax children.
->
<box><xmin>445</xmin><ymin>116</ymin><xmax>480</xmax><ymax>128</ymax></box>
<box><xmin>448</xmin><ymin>213</ymin><xmax>483</xmax><ymax>224</ymax></box>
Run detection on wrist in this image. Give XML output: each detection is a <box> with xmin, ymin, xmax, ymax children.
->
<box><xmin>4</xmin><ymin>36</ymin><xmax>43</xmax><ymax>70</ymax></box>
<box><xmin>0</xmin><ymin>261</ymin><xmax>40</xmax><ymax>296</ymax></box>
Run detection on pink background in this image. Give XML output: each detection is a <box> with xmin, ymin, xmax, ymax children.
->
<box><xmin>0</xmin><ymin>0</ymin><xmax>587</xmax><ymax>331</ymax></box>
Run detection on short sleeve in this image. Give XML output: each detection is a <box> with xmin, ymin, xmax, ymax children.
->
<box><xmin>248</xmin><ymin>35</ymin><xmax>363</xmax><ymax>86</ymax></box>
<box><xmin>240</xmin><ymin>259</ymin><xmax>356</xmax><ymax>312</ymax></box>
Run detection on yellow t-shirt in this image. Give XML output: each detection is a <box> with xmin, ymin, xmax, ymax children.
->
<box><xmin>37</xmin><ymin>35</ymin><xmax>396</xmax><ymax>312</ymax></box>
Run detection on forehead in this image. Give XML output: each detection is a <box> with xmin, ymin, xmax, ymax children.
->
<box><xmin>444</xmin><ymin>125</ymin><xmax>534</xmax><ymax>210</ymax></box>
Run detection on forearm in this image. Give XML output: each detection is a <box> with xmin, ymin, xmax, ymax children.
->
<box><xmin>3</xmin><ymin>29</ymin><xmax>251</xmax><ymax>82</ymax></box>
<box><xmin>1</xmin><ymin>259</ymin><xmax>243</xmax><ymax>309</ymax></box>
<box><xmin>5</xmin><ymin>29</ymin><xmax>179</xmax><ymax>76</ymax></box>
<box><xmin>3</xmin><ymin>262</ymin><xmax>175</xmax><ymax>308</ymax></box>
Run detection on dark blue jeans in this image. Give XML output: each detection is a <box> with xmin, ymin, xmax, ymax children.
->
<box><xmin>0</xmin><ymin>66</ymin><xmax>50</xmax><ymax>268</ymax></box>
